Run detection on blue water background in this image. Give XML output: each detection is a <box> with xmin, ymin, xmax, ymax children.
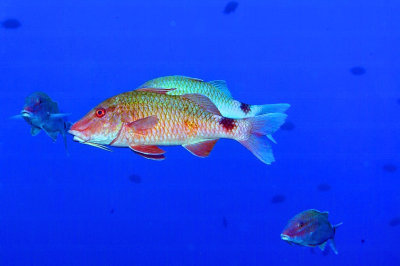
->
<box><xmin>1</xmin><ymin>0</ymin><xmax>399</xmax><ymax>265</ymax></box>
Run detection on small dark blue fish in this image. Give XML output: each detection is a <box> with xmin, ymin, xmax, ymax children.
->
<box><xmin>271</xmin><ymin>194</ymin><xmax>286</xmax><ymax>204</ymax></box>
<box><xmin>361</xmin><ymin>239</ymin><xmax>365</xmax><ymax>244</ymax></box>
<box><xmin>129</xmin><ymin>174</ymin><xmax>142</xmax><ymax>184</ymax></box>
<box><xmin>389</xmin><ymin>217</ymin><xmax>400</xmax><ymax>227</ymax></box>
<box><xmin>222</xmin><ymin>216</ymin><xmax>228</xmax><ymax>228</ymax></box>
<box><xmin>350</xmin><ymin>66</ymin><xmax>366</xmax><ymax>76</ymax></box>
<box><xmin>110</xmin><ymin>208</ymin><xmax>115</xmax><ymax>214</ymax></box>
<box><xmin>2</xmin><ymin>19</ymin><xmax>21</xmax><ymax>29</ymax></box>
<box><xmin>12</xmin><ymin>92</ymin><xmax>71</xmax><ymax>150</ymax></box>
<box><xmin>383</xmin><ymin>163</ymin><xmax>397</xmax><ymax>173</ymax></box>
<box><xmin>281</xmin><ymin>121</ymin><xmax>295</xmax><ymax>131</ymax></box>
<box><xmin>281</xmin><ymin>209</ymin><xmax>342</xmax><ymax>255</ymax></box>
<box><xmin>223</xmin><ymin>1</ymin><xmax>238</xmax><ymax>14</ymax></box>
<box><xmin>317</xmin><ymin>183</ymin><xmax>331</xmax><ymax>192</ymax></box>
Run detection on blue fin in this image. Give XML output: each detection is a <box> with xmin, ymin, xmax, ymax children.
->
<box><xmin>318</xmin><ymin>241</ymin><xmax>327</xmax><ymax>251</ymax></box>
<box><xmin>239</xmin><ymin>113</ymin><xmax>287</xmax><ymax>164</ymax></box>
<box><xmin>31</xmin><ymin>126</ymin><xmax>41</xmax><ymax>136</ymax></box>
<box><xmin>259</xmin><ymin>103</ymin><xmax>291</xmax><ymax>114</ymax></box>
<box><xmin>209</xmin><ymin>80</ymin><xmax>232</xmax><ymax>98</ymax></box>
<box><xmin>329</xmin><ymin>239</ymin><xmax>339</xmax><ymax>255</ymax></box>
<box><xmin>50</xmin><ymin>113</ymin><xmax>71</xmax><ymax>119</ymax></box>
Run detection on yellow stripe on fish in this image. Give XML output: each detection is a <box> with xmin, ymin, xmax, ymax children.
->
<box><xmin>138</xmin><ymin>75</ymin><xmax>290</xmax><ymax>119</ymax></box>
<box><xmin>69</xmin><ymin>88</ymin><xmax>287</xmax><ymax>164</ymax></box>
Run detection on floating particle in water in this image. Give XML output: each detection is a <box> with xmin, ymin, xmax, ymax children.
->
<box><xmin>281</xmin><ymin>121</ymin><xmax>295</xmax><ymax>131</ymax></box>
<box><xmin>2</xmin><ymin>19</ymin><xmax>21</xmax><ymax>29</ymax></box>
<box><xmin>222</xmin><ymin>216</ymin><xmax>228</xmax><ymax>228</ymax></box>
<box><xmin>110</xmin><ymin>208</ymin><xmax>115</xmax><ymax>214</ymax></box>
<box><xmin>361</xmin><ymin>239</ymin><xmax>365</xmax><ymax>244</ymax></box>
<box><xmin>383</xmin><ymin>163</ymin><xmax>397</xmax><ymax>173</ymax></box>
<box><xmin>317</xmin><ymin>183</ymin><xmax>331</xmax><ymax>192</ymax></box>
<box><xmin>224</xmin><ymin>1</ymin><xmax>238</xmax><ymax>14</ymax></box>
<box><xmin>271</xmin><ymin>194</ymin><xmax>286</xmax><ymax>204</ymax></box>
<box><xmin>129</xmin><ymin>174</ymin><xmax>142</xmax><ymax>184</ymax></box>
<box><xmin>350</xmin><ymin>66</ymin><xmax>366</xmax><ymax>76</ymax></box>
<box><xmin>389</xmin><ymin>217</ymin><xmax>400</xmax><ymax>227</ymax></box>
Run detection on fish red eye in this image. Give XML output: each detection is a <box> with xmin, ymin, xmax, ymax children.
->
<box><xmin>95</xmin><ymin>108</ymin><xmax>106</xmax><ymax>118</ymax></box>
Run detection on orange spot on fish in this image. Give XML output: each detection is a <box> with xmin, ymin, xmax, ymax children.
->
<box><xmin>184</xmin><ymin>119</ymin><xmax>199</xmax><ymax>136</ymax></box>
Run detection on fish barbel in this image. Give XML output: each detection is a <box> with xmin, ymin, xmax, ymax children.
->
<box><xmin>138</xmin><ymin>75</ymin><xmax>290</xmax><ymax>119</ymax></box>
<box><xmin>69</xmin><ymin>88</ymin><xmax>287</xmax><ymax>164</ymax></box>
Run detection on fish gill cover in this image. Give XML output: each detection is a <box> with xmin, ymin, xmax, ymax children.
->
<box><xmin>1</xmin><ymin>0</ymin><xmax>399</xmax><ymax>265</ymax></box>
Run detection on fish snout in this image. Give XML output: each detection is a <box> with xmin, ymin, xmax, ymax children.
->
<box><xmin>280</xmin><ymin>234</ymin><xmax>291</xmax><ymax>241</ymax></box>
<box><xmin>69</xmin><ymin>121</ymin><xmax>91</xmax><ymax>142</ymax></box>
<box><xmin>21</xmin><ymin>109</ymin><xmax>32</xmax><ymax>118</ymax></box>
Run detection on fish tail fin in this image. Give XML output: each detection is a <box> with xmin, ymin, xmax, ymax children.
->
<box><xmin>253</xmin><ymin>103</ymin><xmax>291</xmax><ymax>115</ymax></box>
<box><xmin>238</xmin><ymin>113</ymin><xmax>287</xmax><ymax>164</ymax></box>
<box><xmin>333</xmin><ymin>222</ymin><xmax>343</xmax><ymax>235</ymax></box>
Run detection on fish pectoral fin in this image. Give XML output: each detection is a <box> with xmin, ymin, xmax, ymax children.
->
<box><xmin>318</xmin><ymin>241</ymin><xmax>327</xmax><ymax>251</ymax></box>
<box><xmin>132</xmin><ymin>150</ymin><xmax>166</xmax><ymax>161</ymax></box>
<box><xmin>208</xmin><ymin>80</ymin><xmax>232</xmax><ymax>98</ymax></box>
<box><xmin>181</xmin><ymin>94</ymin><xmax>221</xmax><ymax>116</ymax></box>
<box><xmin>50</xmin><ymin>113</ymin><xmax>71</xmax><ymax>119</ymax></box>
<box><xmin>10</xmin><ymin>114</ymin><xmax>24</xmax><ymax>119</ymax></box>
<box><xmin>129</xmin><ymin>145</ymin><xmax>165</xmax><ymax>155</ymax></box>
<box><xmin>31</xmin><ymin>126</ymin><xmax>41</xmax><ymax>136</ymax></box>
<box><xmin>127</xmin><ymin>116</ymin><xmax>159</xmax><ymax>134</ymax></box>
<box><xmin>135</xmin><ymin>87</ymin><xmax>176</xmax><ymax>94</ymax></box>
<box><xmin>183</xmin><ymin>139</ymin><xmax>218</xmax><ymax>157</ymax></box>
<box><xmin>328</xmin><ymin>239</ymin><xmax>339</xmax><ymax>255</ymax></box>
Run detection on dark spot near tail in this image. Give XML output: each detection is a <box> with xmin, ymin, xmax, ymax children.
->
<box><xmin>129</xmin><ymin>174</ymin><xmax>142</xmax><ymax>184</ymax></box>
<box><xmin>389</xmin><ymin>217</ymin><xmax>400</xmax><ymax>227</ymax></box>
<box><xmin>317</xmin><ymin>183</ymin><xmax>331</xmax><ymax>192</ymax></box>
<box><xmin>281</xmin><ymin>121</ymin><xmax>295</xmax><ymax>131</ymax></box>
<box><xmin>240</xmin><ymin>102</ymin><xmax>251</xmax><ymax>114</ymax></box>
<box><xmin>219</xmin><ymin>117</ymin><xmax>236</xmax><ymax>131</ymax></box>
<box><xmin>350</xmin><ymin>66</ymin><xmax>366</xmax><ymax>76</ymax></box>
<box><xmin>383</xmin><ymin>163</ymin><xmax>397</xmax><ymax>173</ymax></box>
<box><xmin>222</xmin><ymin>216</ymin><xmax>228</xmax><ymax>228</ymax></box>
<box><xmin>2</xmin><ymin>19</ymin><xmax>21</xmax><ymax>29</ymax></box>
<box><xmin>271</xmin><ymin>194</ymin><xmax>286</xmax><ymax>204</ymax></box>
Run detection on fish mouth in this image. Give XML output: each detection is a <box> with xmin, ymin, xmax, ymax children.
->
<box><xmin>21</xmin><ymin>110</ymin><xmax>32</xmax><ymax>118</ymax></box>
<box><xmin>280</xmin><ymin>234</ymin><xmax>291</xmax><ymax>241</ymax></box>
<box><xmin>69</xmin><ymin>129</ymin><xmax>112</xmax><ymax>152</ymax></box>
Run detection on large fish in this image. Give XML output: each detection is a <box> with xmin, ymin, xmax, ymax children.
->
<box><xmin>68</xmin><ymin>88</ymin><xmax>287</xmax><ymax>164</ymax></box>
<box><xmin>281</xmin><ymin>209</ymin><xmax>343</xmax><ymax>254</ymax></box>
<box><xmin>13</xmin><ymin>92</ymin><xmax>71</xmax><ymax>150</ymax></box>
<box><xmin>138</xmin><ymin>76</ymin><xmax>290</xmax><ymax>119</ymax></box>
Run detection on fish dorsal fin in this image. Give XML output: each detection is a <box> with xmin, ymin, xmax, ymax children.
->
<box><xmin>321</xmin><ymin>211</ymin><xmax>329</xmax><ymax>217</ymax></box>
<box><xmin>318</xmin><ymin>241</ymin><xmax>327</xmax><ymax>251</ymax></box>
<box><xmin>135</xmin><ymin>88</ymin><xmax>176</xmax><ymax>94</ymax></box>
<box><xmin>132</xmin><ymin>150</ymin><xmax>166</xmax><ymax>161</ymax></box>
<box><xmin>173</xmin><ymin>75</ymin><xmax>204</xmax><ymax>82</ymax></box>
<box><xmin>328</xmin><ymin>239</ymin><xmax>339</xmax><ymax>255</ymax></box>
<box><xmin>182</xmin><ymin>94</ymin><xmax>221</xmax><ymax>116</ymax></box>
<box><xmin>127</xmin><ymin>116</ymin><xmax>159</xmax><ymax>133</ymax></box>
<box><xmin>183</xmin><ymin>139</ymin><xmax>218</xmax><ymax>157</ymax></box>
<box><xmin>130</xmin><ymin>145</ymin><xmax>165</xmax><ymax>155</ymax></box>
<box><xmin>209</xmin><ymin>80</ymin><xmax>232</xmax><ymax>98</ymax></box>
<box><xmin>31</xmin><ymin>126</ymin><xmax>41</xmax><ymax>136</ymax></box>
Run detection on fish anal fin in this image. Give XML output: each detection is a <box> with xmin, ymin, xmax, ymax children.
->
<box><xmin>130</xmin><ymin>145</ymin><xmax>165</xmax><ymax>155</ymax></box>
<box><xmin>328</xmin><ymin>239</ymin><xmax>339</xmax><ymax>255</ymax></box>
<box><xmin>182</xmin><ymin>94</ymin><xmax>221</xmax><ymax>116</ymax></box>
<box><xmin>135</xmin><ymin>87</ymin><xmax>176</xmax><ymax>94</ymax></box>
<box><xmin>31</xmin><ymin>126</ymin><xmax>41</xmax><ymax>136</ymax></box>
<box><xmin>127</xmin><ymin>116</ymin><xmax>159</xmax><ymax>133</ymax></box>
<box><xmin>209</xmin><ymin>80</ymin><xmax>232</xmax><ymax>98</ymax></box>
<box><xmin>183</xmin><ymin>139</ymin><xmax>218</xmax><ymax>157</ymax></box>
<box><xmin>318</xmin><ymin>241</ymin><xmax>327</xmax><ymax>251</ymax></box>
<box><xmin>132</xmin><ymin>150</ymin><xmax>165</xmax><ymax>161</ymax></box>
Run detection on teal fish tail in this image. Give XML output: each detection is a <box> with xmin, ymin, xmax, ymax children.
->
<box><xmin>255</xmin><ymin>103</ymin><xmax>291</xmax><ymax>115</ymax></box>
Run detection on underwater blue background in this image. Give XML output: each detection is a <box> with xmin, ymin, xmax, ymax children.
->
<box><xmin>1</xmin><ymin>0</ymin><xmax>399</xmax><ymax>265</ymax></box>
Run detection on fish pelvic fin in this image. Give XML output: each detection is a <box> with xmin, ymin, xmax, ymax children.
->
<box><xmin>31</xmin><ymin>126</ymin><xmax>41</xmax><ymax>136</ymax></box>
<box><xmin>239</xmin><ymin>113</ymin><xmax>287</xmax><ymax>164</ymax></box>
<box><xmin>318</xmin><ymin>241</ymin><xmax>327</xmax><ymax>251</ymax></box>
<box><xmin>328</xmin><ymin>239</ymin><xmax>339</xmax><ymax>255</ymax></box>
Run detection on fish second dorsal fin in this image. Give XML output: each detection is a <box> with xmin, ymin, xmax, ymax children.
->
<box><xmin>209</xmin><ymin>80</ymin><xmax>232</xmax><ymax>98</ymax></box>
<box><xmin>182</xmin><ymin>94</ymin><xmax>221</xmax><ymax>116</ymax></box>
<box><xmin>135</xmin><ymin>88</ymin><xmax>176</xmax><ymax>94</ymax></box>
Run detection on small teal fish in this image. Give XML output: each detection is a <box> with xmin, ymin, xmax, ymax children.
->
<box><xmin>138</xmin><ymin>75</ymin><xmax>290</xmax><ymax>119</ymax></box>
<box><xmin>12</xmin><ymin>92</ymin><xmax>71</xmax><ymax>150</ymax></box>
<box><xmin>281</xmin><ymin>209</ymin><xmax>342</xmax><ymax>254</ymax></box>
